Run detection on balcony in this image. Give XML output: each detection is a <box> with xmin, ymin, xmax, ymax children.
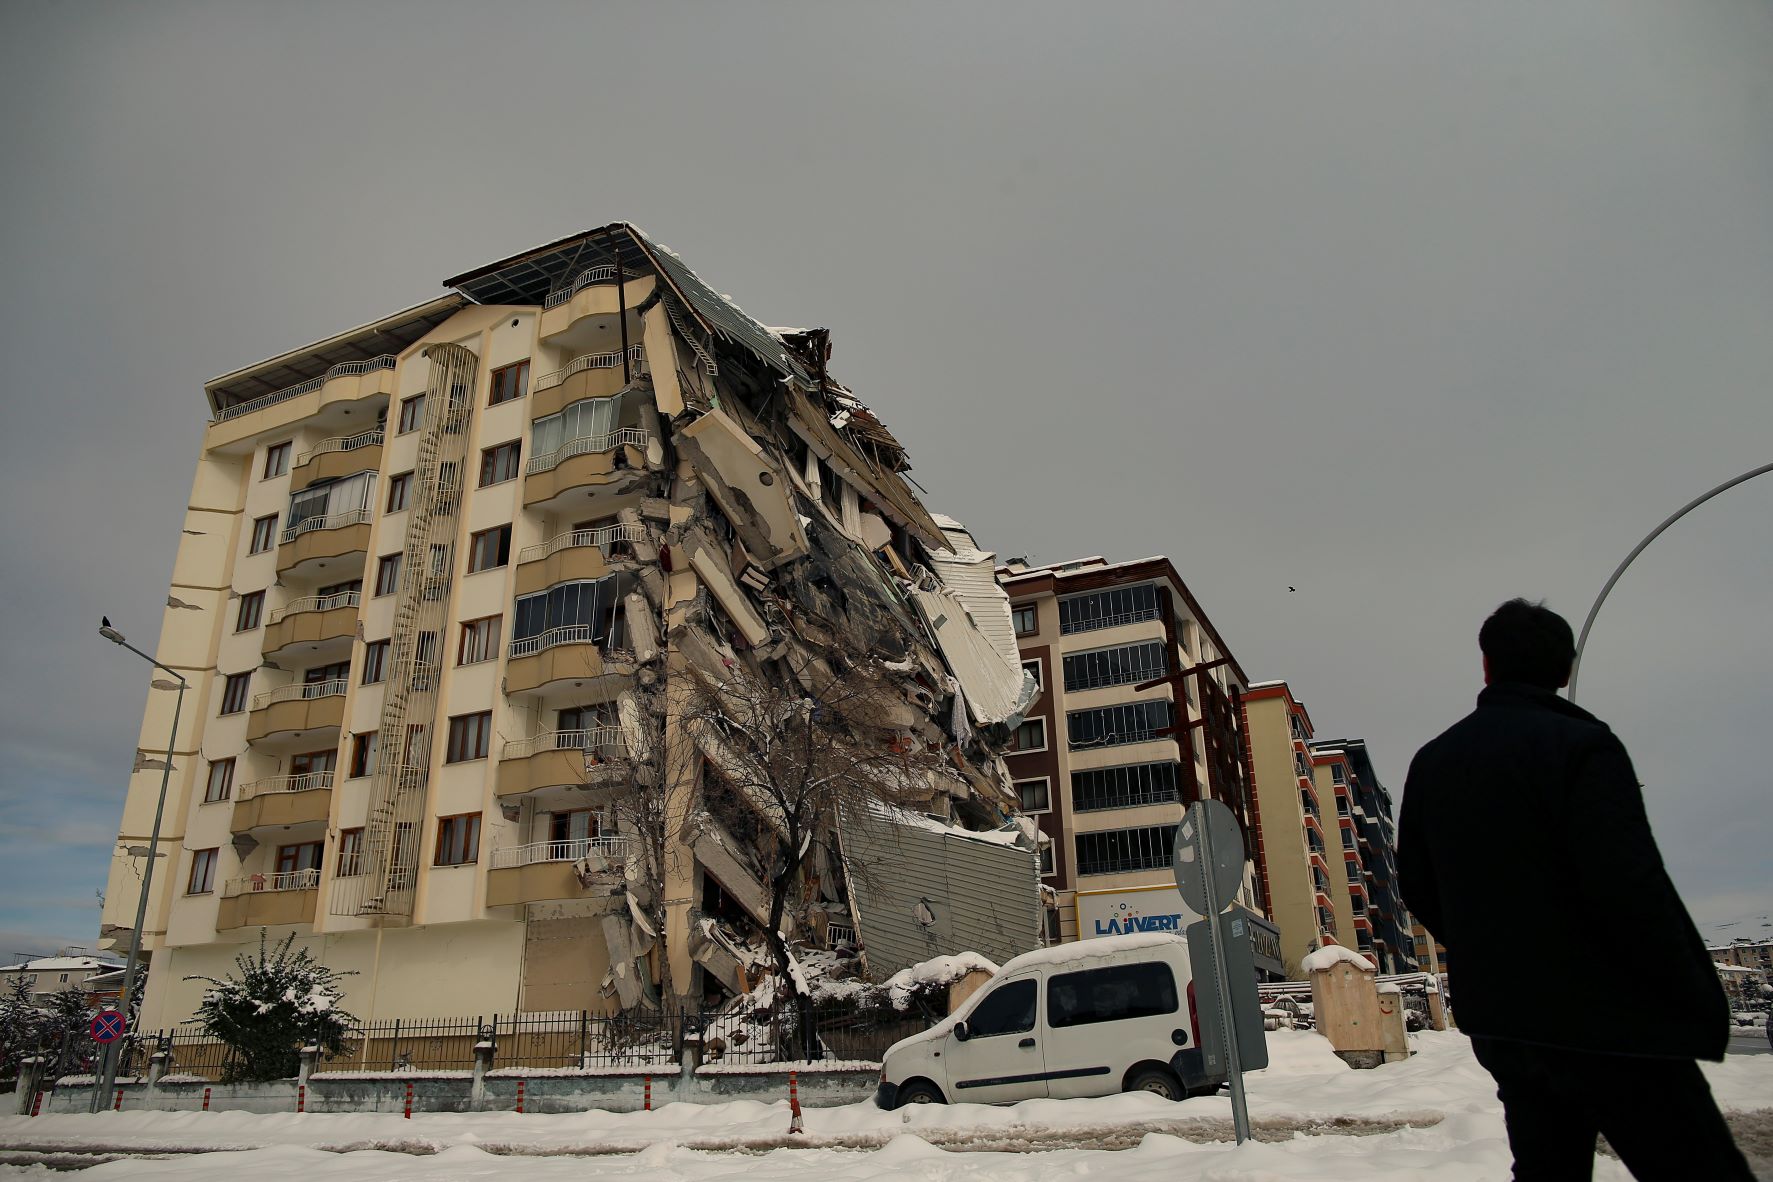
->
<box><xmin>531</xmin><ymin>346</ymin><xmax>646</xmax><ymax>419</ymax></box>
<box><xmin>513</xmin><ymin>523</ymin><xmax>643</xmax><ymax>597</ymax></box>
<box><xmin>496</xmin><ymin>728</ymin><xmax>628</xmax><ymax>799</ymax></box>
<box><xmin>290</xmin><ymin>429</ymin><xmax>384</xmax><ymax>492</ymax></box>
<box><xmin>216</xmin><ymin>869</ymin><xmax>321</xmax><ymax>930</ymax></box>
<box><xmin>262</xmin><ymin>591</ymin><xmax>360</xmax><ymax>660</ymax></box>
<box><xmin>213</xmin><ymin>356</ymin><xmax>397</xmax><ymax>425</ymax></box>
<box><xmin>504</xmin><ymin>627</ymin><xmax>635</xmax><ymax>698</ymax></box>
<box><xmin>486</xmin><ymin>836</ymin><xmax>627</xmax><ymax>907</ymax></box>
<box><xmin>275</xmin><ymin>508</ymin><xmax>372</xmax><ymax>579</ymax></box>
<box><xmin>537</xmin><ymin>273</ymin><xmax>656</xmax><ymax>342</ymax></box>
<box><xmin>246</xmin><ymin>679</ymin><xmax>347</xmax><ymax>744</ymax></box>
<box><xmin>521</xmin><ymin>428</ymin><xmax>648</xmax><ymax>512</ymax></box>
<box><xmin>230</xmin><ymin>772</ymin><xmax>334</xmax><ymax>832</ymax></box>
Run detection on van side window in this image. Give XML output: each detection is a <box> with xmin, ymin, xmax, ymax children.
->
<box><xmin>967</xmin><ymin>979</ymin><xmax>1037</xmax><ymax>1038</ymax></box>
<box><xmin>1047</xmin><ymin>961</ymin><xmax>1178</xmax><ymax>1028</ymax></box>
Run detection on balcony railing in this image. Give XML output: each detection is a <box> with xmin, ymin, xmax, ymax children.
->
<box><xmin>296</xmin><ymin>428</ymin><xmax>384</xmax><ymax>468</ymax></box>
<box><xmin>280</xmin><ymin>507</ymin><xmax>371</xmax><ymax>544</ymax></box>
<box><xmin>252</xmin><ymin>679</ymin><xmax>348</xmax><ymax>710</ymax></box>
<box><xmin>490</xmin><ymin>836</ymin><xmax>627</xmax><ymax>871</ymax></box>
<box><xmin>267</xmin><ymin>590</ymin><xmax>360</xmax><ymax>625</ymax></box>
<box><xmin>221</xmin><ymin>868</ymin><xmax>321</xmax><ymax>897</ymax></box>
<box><xmin>826</xmin><ymin>922</ymin><xmax>858</xmax><ymax>949</ymax></box>
<box><xmin>508</xmin><ymin>624</ymin><xmax>595</xmax><ymax>659</ymax></box>
<box><xmin>502</xmin><ymin>726</ymin><xmax>627</xmax><ymax>761</ymax></box>
<box><xmin>532</xmin><ymin>346</ymin><xmax>645</xmax><ymax>392</ymax></box>
<box><xmin>516</xmin><ymin>522</ymin><xmax>646</xmax><ymax>566</ymax></box>
<box><xmin>237</xmin><ymin>772</ymin><xmax>334</xmax><ymax>800</ymax></box>
<box><xmin>542</xmin><ymin>265</ymin><xmax>619</xmax><ymax>309</ymax></box>
<box><xmin>526</xmin><ymin>428</ymin><xmax>648</xmax><ymax>476</ymax></box>
<box><xmin>214</xmin><ymin>356</ymin><xmax>397</xmax><ymax>423</ymax></box>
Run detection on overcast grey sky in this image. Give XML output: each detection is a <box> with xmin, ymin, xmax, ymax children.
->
<box><xmin>2</xmin><ymin>1</ymin><xmax>1768</xmax><ymax>958</ymax></box>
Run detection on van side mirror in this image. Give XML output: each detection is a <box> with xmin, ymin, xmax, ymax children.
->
<box><xmin>952</xmin><ymin>1021</ymin><xmax>970</xmax><ymax>1042</ymax></box>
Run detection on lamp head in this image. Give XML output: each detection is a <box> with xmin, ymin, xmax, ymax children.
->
<box><xmin>100</xmin><ymin>621</ymin><xmax>127</xmax><ymax>645</ymax></box>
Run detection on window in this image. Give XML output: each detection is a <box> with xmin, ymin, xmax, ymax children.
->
<box><xmin>1331</xmin><ymin>764</ymin><xmax>1347</xmax><ymax>784</ymax></box>
<box><xmin>549</xmin><ymin>809</ymin><xmax>600</xmax><ymax>845</ymax></box>
<box><xmin>285</xmin><ymin>471</ymin><xmax>376</xmax><ymax>537</ymax></box>
<box><xmin>318</xmin><ymin>578</ymin><xmax>361</xmax><ymax>600</ymax></box>
<box><xmin>1337</xmin><ymin>795</ymin><xmax>1351</xmax><ymax>817</ymax></box>
<box><xmin>375</xmin><ymin>554</ymin><xmax>402</xmax><ymax>596</ymax></box>
<box><xmin>1074</xmin><ymin>824</ymin><xmax>1178</xmax><ymax>876</ymax></box>
<box><xmin>1057</xmin><ymin>583</ymin><xmax>1161</xmax><ymax>635</ymax></box>
<box><xmin>249</xmin><ymin>515</ymin><xmax>278</xmax><ymax>555</ymax></box>
<box><xmin>386</xmin><ymin>471</ymin><xmax>412</xmax><ymax>513</ymax></box>
<box><xmin>1012</xmin><ymin>604</ymin><xmax>1037</xmax><ymax>636</ymax></box>
<box><xmin>467</xmin><ymin>525</ymin><xmax>512</xmax><ymax>572</ymax></box>
<box><xmin>187</xmin><ymin>848</ymin><xmax>218</xmax><ymax>895</ymax></box>
<box><xmin>1048</xmin><ymin>962</ymin><xmax>1177</xmax><ymax>1028</ymax></box>
<box><xmin>1343</xmin><ymin>829</ymin><xmax>1357</xmax><ymax>850</ymax></box>
<box><xmin>446</xmin><ymin>712</ymin><xmax>492</xmax><ymax>762</ymax></box>
<box><xmin>362</xmin><ymin>640</ymin><xmax>388</xmax><ymax>684</ymax></box>
<box><xmin>397</xmin><ymin>394</ymin><xmax>425</xmax><ymax>434</ymax></box>
<box><xmin>1016</xmin><ymin>778</ymin><xmax>1051</xmax><ymax>814</ymax></box>
<box><xmin>1010</xmin><ymin>717</ymin><xmax>1046</xmax><ymax>753</ymax></box>
<box><xmin>479</xmin><ymin>441</ymin><xmax>521</xmax><ymax>487</ymax></box>
<box><xmin>336</xmin><ymin>828</ymin><xmax>365</xmax><ymax>877</ymax></box>
<box><xmin>303</xmin><ymin>661</ymin><xmax>350</xmax><ymax>686</ymax></box>
<box><xmin>263</xmin><ymin>442</ymin><xmax>290</xmax><ymax>479</ymax></box>
<box><xmin>203</xmin><ymin>759</ymin><xmax>235</xmax><ymax>803</ymax></box>
<box><xmin>488</xmin><ymin>360</ymin><xmax>529</xmax><ymax>406</ymax></box>
<box><xmin>1039</xmin><ymin>844</ymin><xmax>1056</xmax><ymax>876</ymax></box>
<box><xmin>1067</xmin><ymin>700</ymin><xmax>1172</xmax><ymax>749</ymax></box>
<box><xmin>435</xmin><ymin>813</ymin><xmax>482</xmax><ymax>866</ymax></box>
<box><xmin>349</xmin><ymin>732</ymin><xmax>379</xmax><ymax>778</ymax></box>
<box><xmin>1062</xmin><ymin>641</ymin><xmax>1166</xmax><ymax>693</ymax></box>
<box><xmin>512</xmin><ymin>574</ymin><xmax>632</xmax><ymax>650</ymax></box>
<box><xmin>458</xmin><ymin>616</ymin><xmax>501</xmax><ymax>665</ymax></box>
<box><xmin>1071</xmin><ymin>761</ymin><xmax>1182</xmax><ymax>812</ymax></box>
<box><xmin>966</xmin><ymin>979</ymin><xmax>1037</xmax><ymax>1039</ymax></box>
<box><xmin>276</xmin><ymin>842</ymin><xmax>324</xmax><ymax>874</ymax></box>
<box><xmin>290</xmin><ymin>749</ymin><xmax>336</xmax><ymax>778</ymax></box>
<box><xmin>220</xmin><ymin>672</ymin><xmax>251</xmax><ymax>715</ymax></box>
<box><xmin>530</xmin><ymin>393</ymin><xmax>625</xmax><ymax>465</ymax></box>
<box><xmin>234</xmin><ymin>591</ymin><xmax>264</xmax><ymax>632</ymax></box>
<box><xmin>1021</xmin><ymin>659</ymin><xmax>1043</xmax><ymax>690</ymax></box>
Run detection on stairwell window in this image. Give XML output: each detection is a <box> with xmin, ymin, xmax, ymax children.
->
<box><xmin>479</xmin><ymin>441</ymin><xmax>521</xmax><ymax>487</ymax></box>
<box><xmin>386</xmin><ymin>472</ymin><xmax>412</xmax><ymax>513</ymax></box>
<box><xmin>235</xmin><ymin>591</ymin><xmax>264</xmax><ymax>632</ymax></box>
<box><xmin>374</xmin><ymin>554</ymin><xmax>402</xmax><ymax>596</ymax></box>
<box><xmin>204</xmin><ymin>759</ymin><xmax>235</xmax><ymax>803</ymax></box>
<box><xmin>220</xmin><ymin>672</ymin><xmax>251</xmax><ymax>715</ymax></box>
<box><xmin>467</xmin><ymin>525</ymin><xmax>512</xmax><ymax>572</ymax></box>
<box><xmin>458</xmin><ymin>616</ymin><xmax>501</xmax><ymax>665</ymax></box>
<box><xmin>249</xmin><ymin>514</ymin><xmax>278</xmax><ymax>555</ymax></box>
<box><xmin>187</xmin><ymin>848</ymin><xmax>218</xmax><ymax>895</ymax></box>
<box><xmin>397</xmin><ymin>395</ymin><xmax>425</xmax><ymax>434</ymax></box>
<box><xmin>362</xmin><ymin>640</ymin><xmax>388</xmax><ymax>684</ymax></box>
<box><xmin>446</xmin><ymin>712</ymin><xmax>492</xmax><ymax>763</ymax></box>
<box><xmin>435</xmin><ymin>813</ymin><xmax>482</xmax><ymax>866</ymax></box>
<box><xmin>263</xmin><ymin>442</ymin><xmax>290</xmax><ymax>479</ymax></box>
<box><xmin>488</xmin><ymin>361</ymin><xmax>529</xmax><ymax>406</ymax></box>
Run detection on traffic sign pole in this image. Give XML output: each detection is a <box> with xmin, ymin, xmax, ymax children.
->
<box><xmin>1195</xmin><ymin>807</ymin><xmax>1253</xmax><ymax>1145</ymax></box>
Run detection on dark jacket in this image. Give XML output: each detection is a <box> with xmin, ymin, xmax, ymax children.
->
<box><xmin>1399</xmin><ymin>681</ymin><xmax>1728</xmax><ymax>1060</ymax></box>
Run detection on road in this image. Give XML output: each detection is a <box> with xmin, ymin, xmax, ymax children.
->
<box><xmin>1727</xmin><ymin>1027</ymin><xmax>1770</xmax><ymax>1056</ymax></box>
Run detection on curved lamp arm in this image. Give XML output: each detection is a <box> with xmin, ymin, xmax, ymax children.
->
<box><xmin>1569</xmin><ymin>461</ymin><xmax>1773</xmax><ymax>703</ymax></box>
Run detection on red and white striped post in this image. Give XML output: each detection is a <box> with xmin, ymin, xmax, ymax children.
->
<box><xmin>114</xmin><ymin>1088</ymin><xmax>124</xmax><ymax>1111</ymax></box>
<box><xmin>297</xmin><ymin>1084</ymin><xmax>306</xmax><ymax>1113</ymax></box>
<box><xmin>403</xmin><ymin>1081</ymin><xmax>413</xmax><ymax>1119</ymax></box>
<box><xmin>202</xmin><ymin>1086</ymin><xmax>212</xmax><ymax>1111</ymax></box>
<box><xmin>787</xmin><ymin>1070</ymin><xmax>803</xmax><ymax>1135</ymax></box>
<box><xmin>643</xmin><ymin>1074</ymin><xmax>652</xmax><ymax>1112</ymax></box>
<box><xmin>515</xmin><ymin>1079</ymin><xmax>526</xmax><ymax>1113</ymax></box>
<box><xmin>30</xmin><ymin>1091</ymin><xmax>43</xmax><ymax>1117</ymax></box>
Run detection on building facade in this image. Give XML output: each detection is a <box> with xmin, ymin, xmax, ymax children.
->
<box><xmin>1309</xmin><ymin>739</ymin><xmax>1415</xmax><ymax>974</ymax></box>
<box><xmin>996</xmin><ymin>557</ymin><xmax>1272</xmax><ymax>960</ymax></box>
<box><xmin>101</xmin><ymin>224</ymin><xmax>1041</xmax><ymax>1030</ymax></box>
<box><xmin>0</xmin><ymin>950</ymin><xmax>122</xmax><ymax>1000</ymax></box>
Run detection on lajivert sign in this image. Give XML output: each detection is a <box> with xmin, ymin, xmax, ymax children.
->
<box><xmin>1076</xmin><ymin>887</ymin><xmax>1284</xmax><ymax>976</ymax></box>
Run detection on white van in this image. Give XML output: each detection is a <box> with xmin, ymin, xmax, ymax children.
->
<box><xmin>876</xmin><ymin>932</ymin><xmax>1222</xmax><ymax>1108</ymax></box>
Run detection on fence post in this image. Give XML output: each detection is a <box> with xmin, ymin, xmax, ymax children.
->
<box><xmin>787</xmin><ymin>1070</ymin><xmax>802</xmax><ymax>1134</ymax></box>
<box><xmin>390</xmin><ymin>1019</ymin><xmax>401</xmax><ymax>1072</ymax></box>
<box><xmin>579</xmin><ymin>1010</ymin><xmax>588</xmax><ymax>1068</ymax></box>
<box><xmin>471</xmin><ymin>1022</ymin><xmax>495</xmax><ymax>1112</ymax></box>
<box><xmin>297</xmin><ymin>1084</ymin><xmax>306</xmax><ymax>1114</ymax></box>
<box><xmin>17</xmin><ymin>1056</ymin><xmax>45</xmax><ymax>1116</ymax></box>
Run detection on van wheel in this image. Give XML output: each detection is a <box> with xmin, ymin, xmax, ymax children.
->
<box><xmin>1126</xmin><ymin>1066</ymin><xmax>1183</xmax><ymax>1101</ymax></box>
<box><xmin>896</xmin><ymin>1079</ymin><xmax>946</xmax><ymax>1107</ymax></box>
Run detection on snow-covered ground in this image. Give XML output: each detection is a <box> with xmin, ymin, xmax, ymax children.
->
<box><xmin>3</xmin><ymin>1031</ymin><xmax>1769</xmax><ymax>1180</ymax></box>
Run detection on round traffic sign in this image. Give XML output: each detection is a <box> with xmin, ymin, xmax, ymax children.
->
<box><xmin>90</xmin><ymin>1010</ymin><xmax>126</xmax><ymax>1044</ymax></box>
<box><xmin>1172</xmin><ymin>799</ymin><xmax>1246</xmax><ymax>916</ymax></box>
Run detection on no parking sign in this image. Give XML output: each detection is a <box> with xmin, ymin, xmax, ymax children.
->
<box><xmin>90</xmin><ymin>1010</ymin><xmax>126</xmax><ymax>1044</ymax></box>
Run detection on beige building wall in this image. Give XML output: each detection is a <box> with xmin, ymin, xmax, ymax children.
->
<box><xmin>1243</xmin><ymin>686</ymin><xmax>1330</xmax><ymax>977</ymax></box>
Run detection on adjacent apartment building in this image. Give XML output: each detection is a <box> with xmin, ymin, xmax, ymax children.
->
<box><xmin>101</xmin><ymin>223</ymin><xmax>1043</xmax><ymax>1030</ymax></box>
<box><xmin>1309</xmin><ymin>739</ymin><xmax>1416</xmax><ymax>974</ymax></box>
<box><xmin>996</xmin><ymin>557</ymin><xmax>1280</xmax><ymax>975</ymax></box>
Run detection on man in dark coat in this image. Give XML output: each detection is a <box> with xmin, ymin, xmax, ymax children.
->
<box><xmin>1399</xmin><ymin>599</ymin><xmax>1750</xmax><ymax>1180</ymax></box>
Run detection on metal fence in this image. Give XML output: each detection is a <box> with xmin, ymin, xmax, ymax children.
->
<box><xmin>336</xmin><ymin>1016</ymin><xmax>484</xmax><ymax>1072</ymax></box>
<box><xmin>494</xmin><ymin>1010</ymin><xmax>676</xmax><ymax>1069</ymax></box>
<box><xmin>696</xmin><ymin>1002</ymin><xmax>930</xmax><ymax>1066</ymax></box>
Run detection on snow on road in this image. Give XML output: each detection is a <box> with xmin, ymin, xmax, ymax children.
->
<box><xmin>3</xmin><ymin>1031</ymin><xmax>1769</xmax><ymax>1180</ymax></box>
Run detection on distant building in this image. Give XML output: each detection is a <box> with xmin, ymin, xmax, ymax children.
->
<box><xmin>1709</xmin><ymin>938</ymin><xmax>1773</xmax><ymax>975</ymax></box>
<box><xmin>1411</xmin><ymin>921</ymin><xmax>1448</xmax><ymax>977</ymax></box>
<box><xmin>0</xmin><ymin>949</ymin><xmax>122</xmax><ymax>1000</ymax></box>
<box><xmin>1308</xmin><ymin>740</ymin><xmax>1416</xmax><ymax>974</ymax></box>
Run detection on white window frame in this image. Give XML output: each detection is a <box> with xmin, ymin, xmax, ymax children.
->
<box><xmin>1011</xmin><ymin>716</ymin><xmax>1047</xmax><ymax>754</ymax></box>
<box><xmin>1015</xmin><ymin>776</ymin><xmax>1052</xmax><ymax>815</ymax></box>
<box><xmin>1021</xmin><ymin>657</ymin><xmax>1043</xmax><ymax>691</ymax></box>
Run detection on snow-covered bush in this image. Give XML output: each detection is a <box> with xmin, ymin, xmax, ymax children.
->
<box><xmin>185</xmin><ymin>930</ymin><xmax>357</xmax><ymax>1082</ymax></box>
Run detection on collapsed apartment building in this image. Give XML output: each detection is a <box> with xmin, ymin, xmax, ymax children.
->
<box><xmin>106</xmin><ymin>223</ymin><xmax>1044</xmax><ymax>1027</ymax></box>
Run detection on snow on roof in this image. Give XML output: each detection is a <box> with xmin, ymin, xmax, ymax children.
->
<box><xmin>5</xmin><ymin>956</ymin><xmax>116</xmax><ymax>972</ymax></box>
<box><xmin>998</xmin><ymin>932</ymin><xmax>1184</xmax><ymax>975</ymax></box>
<box><xmin>1302</xmin><ymin>945</ymin><xmax>1376</xmax><ymax>974</ymax></box>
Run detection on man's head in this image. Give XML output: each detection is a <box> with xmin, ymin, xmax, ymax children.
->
<box><xmin>1479</xmin><ymin>598</ymin><xmax>1576</xmax><ymax>689</ymax></box>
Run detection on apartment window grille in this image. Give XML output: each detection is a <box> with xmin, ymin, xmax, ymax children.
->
<box><xmin>1021</xmin><ymin>659</ymin><xmax>1043</xmax><ymax>690</ymax></box>
<box><xmin>187</xmin><ymin>848</ymin><xmax>218</xmax><ymax>895</ymax></box>
<box><xmin>276</xmin><ymin>842</ymin><xmax>323</xmax><ymax>874</ymax></box>
<box><xmin>374</xmin><ymin>554</ymin><xmax>402</xmax><ymax>596</ymax></box>
<box><xmin>435</xmin><ymin>813</ymin><xmax>482</xmax><ymax>866</ymax></box>
<box><xmin>349</xmin><ymin>732</ymin><xmax>378</xmax><ymax>778</ymax></box>
<box><xmin>512</xmin><ymin>574</ymin><xmax>631</xmax><ymax>651</ymax></box>
<box><xmin>1015</xmin><ymin>778</ymin><xmax>1051</xmax><ymax>813</ymax></box>
<box><xmin>1071</xmin><ymin>761</ymin><xmax>1181</xmax><ymax>812</ymax></box>
<box><xmin>1012</xmin><ymin>604</ymin><xmax>1037</xmax><ymax>636</ymax></box>
<box><xmin>249</xmin><ymin>514</ymin><xmax>278</xmax><ymax>555</ymax></box>
<box><xmin>290</xmin><ymin>749</ymin><xmax>336</xmax><ymax>777</ymax></box>
<box><xmin>446</xmin><ymin>712</ymin><xmax>492</xmax><ymax>763</ymax></box>
<box><xmin>1074</xmin><ymin>824</ymin><xmax>1178</xmax><ymax>877</ymax></box>
<box><xmin>235</xmin><ymin>591</ymin><xmax>264</xmax><ymax>632</ymax></box>
<box><xmin>1057</xmin><ymin>583</ymin><xmax>1160</xmax><ymax>635</ymax></box>
<box><xmin>488</xmin><ymin>360</ymin><xmax>529</xmax><ymax>406</ymax></box>
<box><xmin>220</xmin><ymin>672</ymin><xmax>251</xmax><ymax>715</ymax></box>
<box><xmin>397</xmin><ymin>395</ymin><xmax>425</xmax><ymax>434</ymax></box>
<box><xmin>1066</xmin><ymin>700</ymin><xmax>1172</xmax><ymax>749</ymax></box>
<box><xmin>336</xmin><ymin>828</ymin><xmax>364</xmax><ymax>877</ymax></box>
<box><xmin>263</xmin><ymin>442</ymin><xmax>290</xmax><ymax>479</ymax></box>
<box><xmin>361</xmin><ymin>640</ymin><xmax>388</xmax><ymax>684</ymax></box>
<box><xmin>204</xmin><ymin>758</ymin><xmax>235</xmax><ymax>803</ymax></box>
<box><xmin>1061</xmin><ymin>641</ymin><xmax>1166</xmax><ymax>693</ymax></box>
<box><xmin>386</xmin><ymin>471</ymin><xmax>412</xmax><ymax>513</ymax></box>
<box><xmin>467</xmin><ymin>525</ymin><xmax>512</xmax><ymax>573</ymax></box>
<box><xmin>479</xmin><ymin>441</ymin><xmax>522</xmax><ymax>487</ymax></box>
<box><xmin>458</xmin><ymin>616</ymin><xmax>501</xmax><ymax>665</ymax></box>
<box><xmin>1009</xmin><ymin>717</ymin><xmax>1046</xmax><ymax>753</ymax></box>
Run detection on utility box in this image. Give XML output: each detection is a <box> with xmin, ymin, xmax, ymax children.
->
<box><xmin>1305</xmin><ymin>944</ymin><xmax>1384</xmax><ymax>1069</ymax></box>
<box><xmin>1375</xmin><ymin>983</ymin><xmax>1412</xmax><ymax>1062</ymax></box>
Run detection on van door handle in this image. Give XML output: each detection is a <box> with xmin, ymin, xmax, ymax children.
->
<box><xmin>1019</xmin><ymin>1038</ymin><xmax>1036</xmax><ymax>1049</ymax></box>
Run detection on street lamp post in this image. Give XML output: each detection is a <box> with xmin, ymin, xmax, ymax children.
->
<box><xmin>1568</xmin><ymin>461</ymin><xmax>1773</xmax><ymax>703</ymax></box>
<box><xmin>93</xmin><ymin>619</ymin><xmax>187</xmax><ymax>1113</ymax></box>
